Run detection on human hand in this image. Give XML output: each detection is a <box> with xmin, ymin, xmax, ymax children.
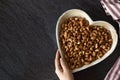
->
<box><xmin>55</xmin><ymin>50</ymin><xmax>74</xmax><ymax>80</ymax></box>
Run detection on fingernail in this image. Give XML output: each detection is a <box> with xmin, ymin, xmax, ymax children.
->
<box><xmin>60</xmin><ymin>58</ymin><xmax>62</xmax><ymax>62</ymax></box>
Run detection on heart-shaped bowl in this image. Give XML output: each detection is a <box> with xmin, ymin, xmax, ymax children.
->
<box><xmin>56</xmin><ymin>9</ymin><xmax>118</xmax><ymax>73</ymax></box>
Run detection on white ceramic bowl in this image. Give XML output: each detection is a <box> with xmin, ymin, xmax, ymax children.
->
<box><xmin>56</xmin><ymin>9</ymin><xmax>118</xmax><ymax>73</ymax></box>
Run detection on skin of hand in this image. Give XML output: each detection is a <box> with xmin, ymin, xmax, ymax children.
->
<box><xmin>55</xmin><ymin>50</ymin><xmax>74</xmax><ymax>80</ymax></box>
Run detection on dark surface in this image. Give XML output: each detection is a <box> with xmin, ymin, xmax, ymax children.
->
<box><xmin>0</xmin><ymin>0</ymin><xmax>119</xmax><ymax>80</ymax></box>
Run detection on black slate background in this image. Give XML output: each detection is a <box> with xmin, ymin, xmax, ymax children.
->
<box><xmin>0</xmin><ymin>0</ymin><xmax>119</xmax><ymax>80</ymax></box>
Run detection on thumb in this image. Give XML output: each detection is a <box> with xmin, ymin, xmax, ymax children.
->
<box><xmin>60</xmin><ymin>58</ymin><xmax>69</xmax><ymax>71</ymax></box>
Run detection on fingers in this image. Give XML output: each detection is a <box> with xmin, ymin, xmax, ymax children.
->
<box><xmin>60</xmin><ymin>57</ymin><xmax>69</xmax><ymax>71</ymax></box>
<box><xmin>55</xmin><ymin>50</ymin><xmax>62</xmax><ymax>73</ymax></box>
